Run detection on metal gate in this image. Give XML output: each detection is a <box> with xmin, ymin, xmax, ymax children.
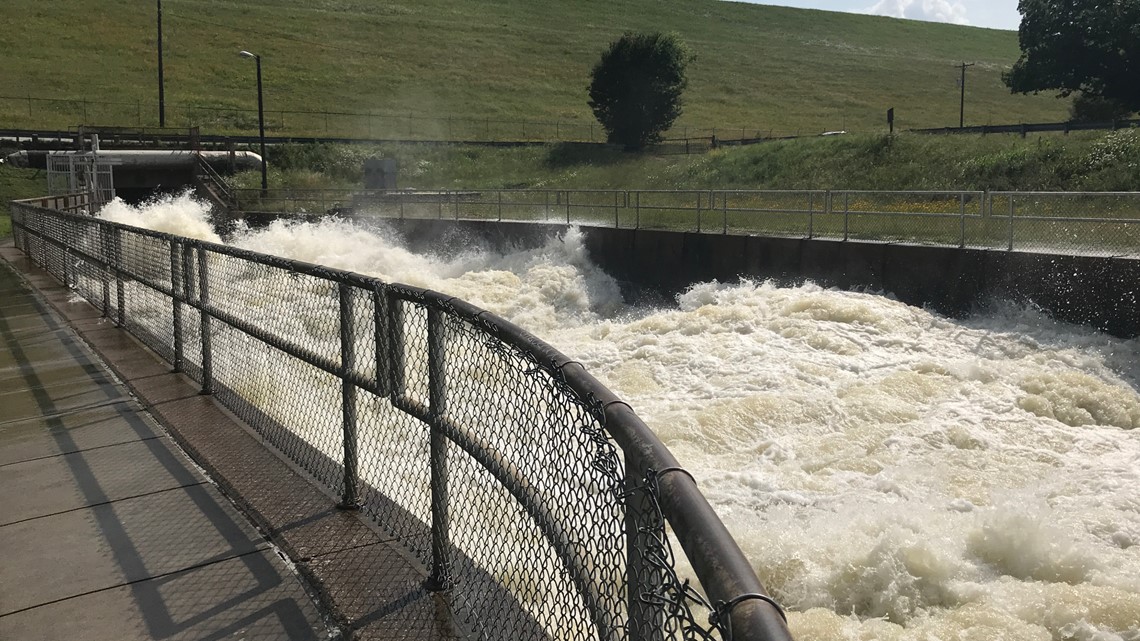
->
<box><xmin>46</xmin><ymin>151</ymin><xmax>116</xmax><ymax>211</ymax></box>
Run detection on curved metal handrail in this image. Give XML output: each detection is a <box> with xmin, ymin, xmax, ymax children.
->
<box><xmin>10</xmin><ymin>197</ymin><xmax>794</xmax><ymax>641</ymax></box>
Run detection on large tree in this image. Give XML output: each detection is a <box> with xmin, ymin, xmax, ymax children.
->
<box><xmin>1004</xmin><ymin>0</ymin><xmax>1140</xmax><ymax>114</ymax></box>
<box><xmin>588</xmin><ymin>32</ymin><xmax>690</xmax><ymax>150</ymax></box>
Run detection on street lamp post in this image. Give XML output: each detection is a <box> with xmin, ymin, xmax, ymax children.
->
<box><xmin>239</xmin><ymin>50</ymin><xmax>268</xmax><ymax>193</ymax></box>
<box><xmin>157</xmin><ymin>0</ymin><xmax>165</xmax><ymax>127</ymax></box>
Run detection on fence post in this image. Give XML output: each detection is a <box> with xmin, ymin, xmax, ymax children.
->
<box><xmin>843</xmin><ymin>192</ymin><xmax>850</xmax><ymax>241</ymax></box>
<box><xmin>959</xmin><ymin>193</ymin><xmax>966</xmax><ymax>248</ymax></box>
<box><xmin>614</xmin><ymin>191</ymin><xmax>620</xmax><ymax>228</ymax></box>
<box><xmin>114</xmin><ymin>228</ymin><xmax>126</xmax><ymax>327</ymax></box>
<box><xmin>197</xmin><ymin>247</ymin><xmax>213</xmax><ymax>395</ymax></box>
<box><xmin>373</xmin><ymin>286</ymin><xmax>391</xmax><ymax>397</ymax></box>
<box><xmin>454</xmin><ymin>190</ymin><xmax>460</xmax><ymax>220</ymax></box>
<box><xmin>722</xmin><ymin>191</ymin><xmax>728</xmax><ymax>235</ymax></box>
<box><xmin>808</xmin><ymin>192</ymin><xmax>815</xmax><ymax>239</ymax></box>
<box><xmin>170</xmin><ymin>240</ymin><xmax>184</xmax><ymax>373</ymax></box>
<box><xmin>338</xmin><ymin>282</ymin><xmax>361</xmax><ymax>509</ymax></box>
<box><xmin>1007</xmin><ymin>194</ymin><xmax>1015</xmax><ymax>251</ymax></box>
<box><xmin>63</xmin><ymin>247</ymin><xmax>73</xmax><ymax>290</ymax></box>
<box><xmin>696</xmin><ymin>191</ymin><xmax>702</xmax><ymax>233</ymax></box>
<box><xmin>544</xmin><ymin>191</ymin><xmax>550</xmax><ymax>221</ymax></box>
<box><xmin>386</xmin><ymin>292</ymin><xmax>406</xmax><ymax>399</ymax></box>
<box><xmin>626</xmin><ymin>475</ymin><xmax>666</xmax><ymax>641</ymax></box>
<box><xmin>426</xmin><ymin>305</ymin><xmax>453</xmax><ymax>592</ymax></box>
<box><xmin>99</xmin><ymin>225</ymin><xmax>111</xmax><ymax>316</ymax></box>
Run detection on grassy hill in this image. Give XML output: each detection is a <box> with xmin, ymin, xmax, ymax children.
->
<box><xmin>2</xmin><ymin>0</ymin><xmax>1070</xmax><ymax>138</ymax></box>
<box><xmin>241</xmin><ymin>129</ymin><xmax>1140</xmax><ymax>193</ymax></box>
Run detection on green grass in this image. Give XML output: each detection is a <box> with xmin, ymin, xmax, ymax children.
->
<box><xmin>1</xmin><ymin>0</ymin><xmax>1072</xmax><ymax>139</ymax></box>
<box><xmin>0</xmin><ymin>165</ymin><xmax>49</xmax><ymax>237</ymax></box>
<box><xmin>245</xmin><ymin>128</ymin><xmax>1140</xmax><ymax>193</ymax></box>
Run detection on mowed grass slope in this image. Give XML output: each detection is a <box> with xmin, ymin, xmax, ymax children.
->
<box><xmin>1</xmin><ymin>0</ymin><xmax>1069</xmax><ymax>137</ymax></box>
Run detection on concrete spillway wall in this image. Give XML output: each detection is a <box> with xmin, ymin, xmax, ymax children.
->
<box><xmin>382</xmin><ymin>219</ymin><xmax>1140</xmax><ymax>338</ymax></box>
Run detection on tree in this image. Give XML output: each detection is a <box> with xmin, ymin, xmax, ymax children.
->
<box><xmin>1069</xmin><ymin>93</ymin><xmax>1133</xmax><ymax>123</ymax></box>
<box><xmin>1004</xmin><ymin>0</ymin><xmax>1140</xmax><ymax>114</ymax></box>
<box><xmin>588</xmin><ymin>32</ymin><xmax>690</xmax><ymax>150</ymax></box>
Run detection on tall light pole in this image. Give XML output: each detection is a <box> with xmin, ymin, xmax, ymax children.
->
<box><xmin>157</xmin><ymin>0</ymin><xmax>165</xmax><ymax>127</ymax></box>
<box><xmin>239</xmin><ymin>50</ymin><xmax>267</xmax><ymax>193</ymax></box>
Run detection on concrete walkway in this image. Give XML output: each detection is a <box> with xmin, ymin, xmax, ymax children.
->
<box><xmin>0</xmin><ymin>258</ymin><xmax>331</xmax><ymax>640</ymax></box>
<box><xmin>1</xmin><ymin>240</ymin><xmax>460</xmax><ymax>640</ymax></box>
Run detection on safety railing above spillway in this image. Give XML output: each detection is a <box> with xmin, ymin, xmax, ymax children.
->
<box><xmin>234</xmin><ymin>187</ymin><xmax>1140</xmax><ymax>257</ymax></box>
<box><xmin>9</xmin><ymin>196</ymin><xmax>793</xmax><ymax>641</ymax></box>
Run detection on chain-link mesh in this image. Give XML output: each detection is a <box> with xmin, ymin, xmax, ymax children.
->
<box><xmin>231</xmin><ymin>188</ymin><xmax>1140</xmax><ymax>257</ymax></box>
<box><xmin>10</xmin><ymin>200</ymin><xmax>782</xmax><ymax>641</ymax></box>
<box><xmin>994</xmin><ymin>191</ymin><xmax>1140</xmax><ymax>256</ymax></box>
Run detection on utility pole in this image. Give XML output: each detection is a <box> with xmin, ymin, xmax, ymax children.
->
<box><xmin>957</xmin><ymin>62</ymin><xmax>974</xmax><ymax>128</ymax></box>
<box><xmin>157</xmin><ymin>0</ymin><xmax>165</xmax><ymax>127</ymax></box>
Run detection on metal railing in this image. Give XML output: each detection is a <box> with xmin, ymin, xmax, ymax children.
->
<box><xmin>9</xmin><ymin>197</ymin><xmax>793</xmax><ymax>641</ymax></box>
<box><xmin>235</xmin><ymin>188</ymin><xmax>1140</xmax><ymax>257</ymax></box>
<box><xmin>913</xmin><ymin>118</ymin><xmax>1140</xmax><ymax>137</ymax></box>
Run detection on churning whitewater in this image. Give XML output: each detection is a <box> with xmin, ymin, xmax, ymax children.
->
<box><xmin>101</xmin><ymin>194</ymin><xmax>1140</xmax><ymax>640</ymax></box>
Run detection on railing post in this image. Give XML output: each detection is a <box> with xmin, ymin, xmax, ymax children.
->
<box><xmin>454</xmin><ymin>190</ymin><xmax>460</xmax><ymax>220</ymax></box>
<box><xmin>373</xmin><ymin>286</ymin><xmax>391</xmax><ymax>397</ymax></box>
<box><xmin>1007</xmin><ymin>194</ymin><xmax>1015</xmax><ymax>251</ymax></box>
<box><xmin>338</xmin><ymin>282</ymin><xmax>361</xmax><ymax>509</ymax></box>
<box><xmin>843</xmin><ymin>192</ymin><xmax>850</xmax><ymax>241</ymax></box>
<box><xmin>626</xmin><ymin>476</ymin><xmax>666</xmax><ymax>641</ymax></box>
<box><xmin>63</xmin><ymin>247</ymin><xmax>73</xmax><ymax>290</ymax></box>
<box><xmin>99</xmin><ymin>224</ymin><xmax>111</xmax><ymax>317</ymax></box>
<box><xmin>426</xmin><ymin>305</ymin><xmax>453</xmax><ymax>592</ymax></box>
<box><xmin>114</xmin><ymin>227</ymin><xmax>125</xmax><ymax>327</ymax></box>
<box><xmin>696</xmin><ymin>191</ymin><xmax>702</xmax><ymax>233</ymax></box>
<box><xmin>959</xmin><ymin>193</ymin><xmax>966</xmax><ymax>248</ymax></box>
<box><xmin>386</xmin><ymin>292</ymin><xmax>406</xmax><ymax>399</ymax></box>
<box><xmin>197</xmin><ymin>247</ymin><xmax>213</xmax><ymax>395</ymax></box>
<box><xmin>170</xmin><ymin>240</ymin><xmax>184</xmax><ymax>372</ymax></box>
<box><xmin>808</xmin><ymin>192</ymin><xmax>815</xmax><ymax>239</ymax></box>
<box><xmin>566</xmin><ymin>191</ymin><xmax>571</xmax><ymax>224</ymax></box>
<box><xmin>544</xmin><ymin>191</ymin><xmax>550</xmax><ymax>221</ymax></box>
<box><xmin>614</xmin><ymin>191</ymin><xmax>620</xmax><ymax>228</ymax></box>
<box><xmin>722</xmin><ymin>190</ymin><xmax>728</xmax><ymax>235</ymax></box>
<box><xmin>635</xmin><ymin>191</ymin><xmax>641</xmax><ymax>229</ymax></box>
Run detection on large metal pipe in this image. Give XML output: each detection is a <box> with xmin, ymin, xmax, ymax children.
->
<box><xmin>2</xmin><ymin>149</ymin><xmax>263</xmax><ymax>171</ymax></box>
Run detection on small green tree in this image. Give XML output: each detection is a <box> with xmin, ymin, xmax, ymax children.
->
<box><xmin>588</xmin><ymin>32</ymin><xmax>690</xmax><ymax>150</ymax></box>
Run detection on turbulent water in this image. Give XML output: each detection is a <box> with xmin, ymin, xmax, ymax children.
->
<box><xmin>101</xmin><ymin>194</ymin><xmax>1140</xmax><ymax>641</ymax></box>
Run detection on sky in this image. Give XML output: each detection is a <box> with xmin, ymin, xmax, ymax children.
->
<box><xmin>735</xmin><ymin>0</ymin><xmax>1022</xmax><ymax>30</ymax></box>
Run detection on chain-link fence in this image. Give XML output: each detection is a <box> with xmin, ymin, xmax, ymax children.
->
<box><xmin>10</xmin><ymin>197</ymin><xmax>792</xmax><ymax>641</ymax></box>
<box><xmin>235</xmin><ymin>188</ymin><xmax>1140</xmax><ymax>257</ymax></box>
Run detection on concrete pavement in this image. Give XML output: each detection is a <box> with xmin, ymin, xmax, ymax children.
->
<box><xmin>0</xmin><ymin>257</ymin><xmax>331</xmax><ymax>640</ymax></box>
<box><xmin>1</xmin><ymin>239</ymin><xmax>461</xmax><ymax>641</ymax></box>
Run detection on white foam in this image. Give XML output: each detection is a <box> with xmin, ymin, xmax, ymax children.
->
<box><xmin>106</xmin><ymin>197</ymin><xmax>1140</xmax><ymax>640</ymax></box>
<box><xmin>97</xmin><ymin>192</ymin><xmax>222</xmax><ymax>243</ymax></box>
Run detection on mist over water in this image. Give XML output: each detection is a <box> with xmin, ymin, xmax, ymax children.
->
<box><xmin>102</xmin><ymin>194</ymin><xmax>1140</xmax><ymax>640</ymax></box>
